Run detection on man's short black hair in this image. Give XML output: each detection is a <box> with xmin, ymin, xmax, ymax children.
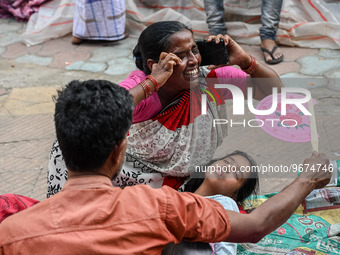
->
<box><xmin>54</xmin><ymin>80</ymin><xmax>133</xmax><ymax>172</ymax></box>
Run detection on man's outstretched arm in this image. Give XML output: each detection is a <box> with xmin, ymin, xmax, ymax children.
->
<box><xmin>225</xmin><ymin>152</ymin><xmax>330</xmax><ymax>243</ymax></box>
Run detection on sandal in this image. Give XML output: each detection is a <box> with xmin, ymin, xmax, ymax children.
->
<box><xmin>261</xmin><ymin>45</ymin><xmax>284</xmax><ymax>65</ymax></box>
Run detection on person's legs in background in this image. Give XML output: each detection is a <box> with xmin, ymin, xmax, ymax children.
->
<box><xmin>203</xmin><ymin>0</ymin><xmax>227</xmax><ymax>35</ymax></box>
<box><xmin>260</xmin><ymin>0</ymin><xmax>284</xmax><ymax>64</ymax></box>
<box><xmin>72</xmin><ymin>0</ymin><xmax>128</xmax><ymax>44</ymax></box>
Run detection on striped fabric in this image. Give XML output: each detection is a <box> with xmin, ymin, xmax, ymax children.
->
<box><xmin>73</xmin><ymin>0</ymin><xmax>126</xmax><ymax>41</ymax></box>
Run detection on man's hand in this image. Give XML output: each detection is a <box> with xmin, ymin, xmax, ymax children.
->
<box><xmin>225</xmin><ymin>151</ymin><xmax>331</xmax><ymax>243</ymax></box>
<box><xmin>206</xmin><ymin>34</ymin><xmax>250</xmax><ymax>69</ymax></box>
<box><xmin>298</xmin><ymin>151</ymin><xmax>331</xmax><ymax>189</ymax></box>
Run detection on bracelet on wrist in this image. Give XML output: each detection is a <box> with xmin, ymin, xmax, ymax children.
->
<box><xmin>140</xmin><ymin>75</ymin><xmax>160</xmax><ymax>98</ymax></box>
<box><xmin>146</xmin><ymin>75</ymin><xmax>160</xmax><ymax>91</ymax></box>
<box><xmin>241</xmin><ymin>55</ymin><xmax>259</xmax><ymax>76</ymax></box>
<box><xmin>140</xmin><ymin>79</ymin><xmax>152</xmax><ymax>98</ymax></box>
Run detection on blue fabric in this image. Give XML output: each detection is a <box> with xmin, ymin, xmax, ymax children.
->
<box><xmin>206</xmin><ymin>195</ymin><xmax>239</xmax><ymax>255</ymax></box>
<box><xmin>109</xmin><ymin>0</ymin><xmax>119</xmax><ymax>39</ymax></box>
<box><xmin>203</xmin><ymin>0</ymin><xmax>227</xmax><ymax>35</ymax></box>
<box><xmin>259</xmin><ymin>0</ymin><xmax>283</xmax><ymax>41</ymax></box>
<box><xmin>88</xmin><ymin>0</ymin><xmax>101</xmax><ymax>37</ymax></box>
<box><xmin>203</xmin><ymin>0</ymin><xmax>283</xmax><ymax>41</ymax></box>
<box><xmin>86</xmin><ymin>0</ymin><xmax>101</xmax><ymax>3</ymax></box>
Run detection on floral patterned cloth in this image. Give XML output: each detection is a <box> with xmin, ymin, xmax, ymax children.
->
<box><xmin>47</xmin><ymin>140</ymin><xmax>68</xmax><ymax>197</ymax></box>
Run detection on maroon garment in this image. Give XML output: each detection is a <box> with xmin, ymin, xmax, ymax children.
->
<box><xmin>0</xmin><ymin>0</ymin><xmax>51</xmax><ymax>21</ymax></box>
<box><xmin>0</xmin><ymin>193</ymin><xmax>39</xmax><ymax>223</ymax></box>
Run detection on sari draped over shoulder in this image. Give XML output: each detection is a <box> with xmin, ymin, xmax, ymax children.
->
<box><xmin>112</xmin><ymin>68</ymin><xmax>243</xmax><ymax>189</ymax></box>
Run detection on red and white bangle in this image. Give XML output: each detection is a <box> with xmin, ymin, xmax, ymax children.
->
<box><xmin>140</xmin><ymin>75</ymin><xmax>160</xmax><ymax>98</ymax></box>
<box><xmin>241</xmin><ymin>55</ymin><xmax>259</xmax><ymax>76</ymax></box>
<box><xmin>146</xmin><ymin>75</ymin><xmax>160</xmax><ymax>91</ymax></box>
<box><xmin>140</xmin><ymin>79</ymin><xmax>152</xmax><ymax>98</ymax></box>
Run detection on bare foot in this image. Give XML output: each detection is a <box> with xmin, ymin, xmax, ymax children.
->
<box><xmin>71</xmin><ymin>36</ymin><xmax>83</xmax><ymax>45</ymax></box>
<box><xmin>260</xmin><ymin>39</ymin><xmax>283</xmax><ymax>63</ymax></box>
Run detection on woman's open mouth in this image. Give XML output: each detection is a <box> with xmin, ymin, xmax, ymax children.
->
<box><xmin>183</xmin><ymin>68</ymin><xmax>198</xmax><ymax>78</ymax></box>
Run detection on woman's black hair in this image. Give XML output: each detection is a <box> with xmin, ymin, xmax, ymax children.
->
<box><xmin>184</xmin><ymin>150</ymin><xmax>259</xmax><ymax>204</ymax></box>
<box><xmin>133</xmin><ymin>21</ymin><xmax>192</xmax><ymax>74</ymax></box>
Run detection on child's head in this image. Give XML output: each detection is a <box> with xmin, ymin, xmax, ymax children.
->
<box><xmin>185</xmin><ymin>150</ymin><xmax>259</xmax><ymax>203</ymax></box>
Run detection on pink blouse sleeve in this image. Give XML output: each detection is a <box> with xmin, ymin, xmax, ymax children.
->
<box><xmin>119</xmin><ymin>70</ymin><xmax>163</xmax><ymax>124</ymax></box>
<box><xmin>214</xmin><ymin>66</ymin><xmax>247</xmax><ymax>99</ymax></box>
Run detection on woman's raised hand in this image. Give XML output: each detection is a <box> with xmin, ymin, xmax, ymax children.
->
<box><xmin>150</xmin><ymin>52</ymin><xmax>181</xmax><ymax>88</ymax></box>
<box><xmin>206</xmin><ymin>34</ymin><xmax>251</xmax><ymax>70</ymax></box>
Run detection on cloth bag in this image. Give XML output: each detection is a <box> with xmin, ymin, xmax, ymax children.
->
<box><xmin>21</xmin><ymin>0</ymin><xmax>74</xmax><ymax>46</ymax></box>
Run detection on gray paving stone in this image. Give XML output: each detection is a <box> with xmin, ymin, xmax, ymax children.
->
<box><xmin>0</xmin><ymin>169</ymin><xmax>43</xmax><ymax>199</ymax></box>
<box><xmin>105</xmin><ymin>58</ymin><xmax>137</xmax><ymax>76</ymax></box>
<box><xmin>280</xmin><ymin>73</ymin><xmax>327</xmax><ymax>89</ymax></box>
<box><xmin>31</xmin><ymin>169</ymin><xmax>48</xmax><ymax>201</ymax></box>
<box><xmin>65</xmin><ymin>61</ymin><xmax>85</xmax><ymax>71</ymax></box>
<box><xmin>324</xmin><ymin>70</ymin><xmax>340</xmax><ymax>92</ymax></box>
<box><xmin>319</xmin><ymin>48</ymin><xmax>340</xmax><ymax>58</ymax></box>
<box><xmin>16</xmin><ymin>55</ymin><xmax>53</xmax><ymax>66</ymax></box>
<box><xmin>0</xmin><ymin>22</ymin><xmax>22</xmax><ymax>34</ymax></box>
<box><xmin>0</xmin><ymin>18</ymin><xmax>9</xmax><ymax>24</ymax></box>
<box><xmin>90</xmin><ymin>47</ymin><xmax>132</xmax><ymax>62</ymax></box>
<box><xmin>80</xmin><ymin>62</ymin><xmax>107</xmax><ymax>73</ymax></box>
<box><xmin>0</xmin><ymin>32</ymin><xmax>22</xmax><ymax>46</ymax></box>
<box><xmin>114</xmin><ymin>37</ymin><xmax>138</xmax><ymax>49</ymax></box>
<box><xmin>313</xmin><ymin>94</ymin><xmax>340</xmax><ymax>117</ymax></box>
<box><xmin>325</xmin><ymin>69</ymin><xmax>340</xmax><ymax>78</ymax></box>
<box><xmin>0</xmin><ymin>46</ymin><xmax>5</xmax><ymax>55</ymax></box>
<box><xmin>298</xmin><ymin>55</ymin><xmax>340</xmax><ymax>76</ymax></box>
<box><xmin>107</xmin><ymin>58</ymin><xmax>130</xmax><ymax>66</ymax></box>
<box><xmin>0</xmin><ymin>88</ymin><xmax>7</xmax><ymax>96</ymax></box>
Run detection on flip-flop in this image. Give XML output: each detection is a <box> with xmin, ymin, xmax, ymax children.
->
<box><xmin>261</xmin><ymin>45</ymin><xmax>284</xmax><ymax>65</ymax></box>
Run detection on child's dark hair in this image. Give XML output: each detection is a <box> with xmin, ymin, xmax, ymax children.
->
<box><xmin>184</xmin><ymin>150</ymin><xmax>259</xmax><ymax>204</ymax></box>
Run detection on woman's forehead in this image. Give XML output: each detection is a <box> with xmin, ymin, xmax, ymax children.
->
<box><xmin>166</xmin><ymin>30</ymin><xmax>195</xmax><ymax>51</ymax></box>
<box><xmin>224</xmin><ymin>155</ymin><xmax>250</xmax><ymax>166</ymax></box>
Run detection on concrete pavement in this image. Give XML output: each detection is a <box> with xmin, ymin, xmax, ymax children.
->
<box><xmin>0</xmin><ymin>17</ymin><xmax>340</xmax><ymax>201</ymax></box>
